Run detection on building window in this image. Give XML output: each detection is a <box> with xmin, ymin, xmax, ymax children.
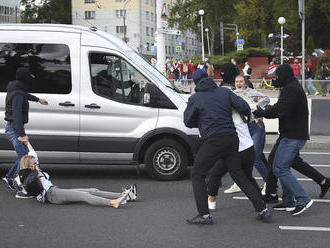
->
<box><xmin>116</xmin><ymin>26</ymin><xmax>127</xmax><ymax>34</ymax></box>
<box><xmin>151</xmin><ymin>28</ymin><xmax>154</xmax><ymax>37</ymax></box>
<box><xmin>116</xmin><ymin>9</ymin><xmax>126</xmax><ymax>18</ymax></box>
<box><xmin>146</xmin><ymin>27</ymin><xmax>149</xmax><ymax>36</ymax></box>
<box><xmin>146</xmin><ymin>42</ymin><xmax>150</xmax><ymax>51</ymax></box>
<box><xmin>146</xmin><ymin>11</ymin><xmax>149</xmax><ymax>20</ymax></box>
<box><xmin>150</xmin><ymin>13</ymin><xmax>154</xmax><ymax>21</ymax></box>
<box><xmin>85</xmin><ymin>0</ymin><xmax>95</xmax><ymax>3</ymax></box>
<box><xmin>145</xmin><ymin>0</ymin><xmax>149</xmax><ymax>4</ymax></box>
<box><xmin>85</xmin><ymin>11</ymin><xmax>95</xmax><ymax>19</ymax></box>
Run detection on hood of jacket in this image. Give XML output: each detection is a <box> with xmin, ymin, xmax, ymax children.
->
<box><xmin>275</xmin><ymin>64</ymin><xmax>297</xmax><ymax>87</ymax></box>
<box><xmin>16</xmin><ymin>67</ymin><xmax>33</xmax><ymax>84</ymax></box>
<box><xmin>194</xmin><ymin>77</ymin><xmax>217</xmax><ymax>92</ymax></box>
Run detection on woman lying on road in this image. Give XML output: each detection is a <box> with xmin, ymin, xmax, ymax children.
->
<box><xmin>14</xmin><ymin>141</ymin><xmax>137</xmax><ymax>208</ymax></box>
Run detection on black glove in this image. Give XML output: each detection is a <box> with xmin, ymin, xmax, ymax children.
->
<box><xmin>253</xmin><ymin>106</ymin><xmax>265</xmax><ymax>117</ymax></box>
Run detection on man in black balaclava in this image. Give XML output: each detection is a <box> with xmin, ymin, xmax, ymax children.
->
<box><xmin>2</xmin><ymin>67</ymin><xmax>48</xmax><ymax>191</ymax></box>
<box><xmin>253</xmin><ymin>64</ymin><xmax>314</xmax><ymax>216</ymax></box>
<box><xmin>220</xmin><ymin>62</ymin><xmax>239</xmax><ymax>88</ymax></box>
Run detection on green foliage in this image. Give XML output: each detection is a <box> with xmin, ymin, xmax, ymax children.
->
<box><xmin>21</xmin><ymin>0</ymin><xmax>71</xmax><ymax>24</ymax></box>
<box><xmin>191</xmin><ymin>47</ymin><xmax>271</xmax><ymax>68</ymax></box>
<box><xmin>306</xmin><ymin>36</ymin><xmax>315</xmax><ymax>55</ymax></box>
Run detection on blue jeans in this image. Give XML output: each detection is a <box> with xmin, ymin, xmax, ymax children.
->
<box><xmin>248</xmin><ymin>121</ymin><xmax>268</xmax><ymax>181</ymax></box>
<box><xmin>305</xmin><ymin>78</ymin><xmax>317</xmax><ymax>95</ymax></box>
<box><xmin>5</xmin><ymin>123</ymin><xmax>28</xmax><ymax>180</ymax></box>
<box><xmin>273</xmin><ymin>138</ymin><xmax>310</xmax><ymax>207</ymax></box>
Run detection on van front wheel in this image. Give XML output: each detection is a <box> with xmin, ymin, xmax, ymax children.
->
<box><xmin>144</xmin><ymin>139</ymin><xmax>188</xmax><ymax>180</ymax></box>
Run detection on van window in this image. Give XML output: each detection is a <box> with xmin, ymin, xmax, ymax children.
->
<box><xmin>0</xmin><ymin>43</ymin><xmax>71</xmax><ymax>94</ymax></box>
<box><xmin>89</xmin><ymin>52</ymin><xmax>153</xmax><ymax>106</ymax></box>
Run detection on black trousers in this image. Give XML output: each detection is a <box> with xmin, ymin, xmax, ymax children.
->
<box><xmin>266</xmin><ymin>137</ymin><xmax>326</xmax><ymax>195</ymax></box>
<box><xmin>191</xmin><ymin>133</ymin><xmax>265</xmax><ymax>215</ymax></box>
<box><xmin>208</xmin><ymin>146</ymin><xmax>261</xmax><ymax>197</ymax></box>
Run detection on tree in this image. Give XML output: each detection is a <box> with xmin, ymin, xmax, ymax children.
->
<box><xmin>306</xmin><ymin>35</ymin><xmax>315</xmax><ymax>56</ymax></box>
<box><xmin>169</xmin><ymin>0</ymin><xmax>239</xmax><ymax>55</ymax></box>
<box><xmin>21</xmin><ymin>0</ymin><xmax>72</xmax><ymax>24</ymax></box>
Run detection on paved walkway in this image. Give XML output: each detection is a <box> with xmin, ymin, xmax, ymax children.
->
<box><xmin>266</xmin><ymin>134</ymin><xmax>330</xmax><ymax>150</ymax></box>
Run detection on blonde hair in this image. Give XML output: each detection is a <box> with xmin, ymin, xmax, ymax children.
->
<box><xmin>20</xmin><ymin>155</ymin><xmax>35</xmax><ymax>170</ymax></box>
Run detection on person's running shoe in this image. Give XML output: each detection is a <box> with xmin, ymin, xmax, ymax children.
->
<box><xmin>291</xmin><ymin>200</ymin><xmax>313</xmax><ymax>216</ymax></box>
<box><xmin>224</xmin><ymin>183</ymin><xmax>241</xmax><ymax>194</ymax></box>
<box><xmin>256</xmin><ymin>209</ymin><xmax>271</xmax><ymax>222</ymax></box>
<box><xmin>208</xmin><ymin>197</ymin><xmax>216</xmax><ymax>210</ymax></box>
<box><xmin>119</xmin><ymin>189</ymin><xmax>130</xmax><ymax>205</ymax></box>
<box><xmin>273</xmin><ymin>203</ymin><xmax>295</xmax><ymax>212</ymax></box>
<box><xmin>186</xmin><ymin>214</ymin><xmax>215</xmax><ymax>225</ymax></box>
<box><xmin>2</xmin><ymin>177</ymin><xmax>15</xmax><ymax>191</ymax></box>
<box><xmin>320</xmin><ymin>178</ymin><xmax>330</xmax><ymax>199</ymax></box>
<box><xmin>15</xmin><ymin>191</ymin><xmax>35</xmax><ymax>199</ymax></box>
<box><xmin>262</xmin><ymin>194</ymin><xmax>279</xmax><ymax>204</ymax></box>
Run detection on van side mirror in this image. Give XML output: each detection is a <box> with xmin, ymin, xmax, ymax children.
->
<box><xmin>143</xmin><ymin>93</ymin><xmax>150</xmax><ymax>105</ymax></box>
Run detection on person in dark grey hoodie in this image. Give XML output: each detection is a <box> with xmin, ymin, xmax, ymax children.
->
<box><xmin>184</xmin><ymin>69</ymin><xmax>270</xmax><ymax>225</ymax></box>
<box><xmin>2</xmin><ymin>67</ymin><xmax>48</xmax><ymax>191</ymax></box>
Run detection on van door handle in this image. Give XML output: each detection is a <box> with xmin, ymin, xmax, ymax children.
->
<box><xmin>85</xmin><ymin>103</ymin><xmax>101</xmax><ymax>109</ymax></box>
<box><xmin>59</xmin><ymin>101</ymin><xmax>75</xmax><ymax>107</ymax></box>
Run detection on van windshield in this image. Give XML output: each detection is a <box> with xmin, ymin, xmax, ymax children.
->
<box><xmin>126</xmin><ymin>51</ymin><xmax>181</xmax><ymax>93</ymax></box>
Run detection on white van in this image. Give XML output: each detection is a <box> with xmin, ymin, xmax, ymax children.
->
<box><xmin>0</xmin><ymin>24</ymin><xmax>200</xmax><ymax>180</ymax></box>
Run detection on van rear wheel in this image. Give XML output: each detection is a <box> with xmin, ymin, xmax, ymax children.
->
<box><xmin>144</xmin><ymin>139</ymin><xmax>188</xmax><ymax>180</ymax></box>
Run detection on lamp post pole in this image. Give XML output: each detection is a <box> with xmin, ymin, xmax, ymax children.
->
<box><xmin>278</xmin><ymin>17</ymin><xmax>286</xmax><ymax>65</ymax></box>
<box><xmin>198</xmin><ymin>9</ymin><xmax>205</xmax><ymax>62</ymax></box>
<box><xmin>123</xmin><ymin>0</ymin><xmax>131</xmax><ymax>43</ymax></box>
<box><xmin>205</xmin><ymin>28</ymin><xmax>210</xmax><ymax>57</ymax></box>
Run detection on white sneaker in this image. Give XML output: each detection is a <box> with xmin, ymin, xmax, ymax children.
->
<box><xmin>208</xmin><ymin>198</ymin><xmax>216</xmax><ymax>210</ymax></box>
<box><xmin>261</xmin><ymin>183</ymin><xmax>266</xmax><ymax>196</ymax></box>
<box><xmin>314</xmin><ymin>91</ymin><xmax>319</xmax><ymax>95</ymax></box>
<box><xmin>224</xmin><ymin>183</ymin><xmax>241</xmax><ymax>194</ymax></box>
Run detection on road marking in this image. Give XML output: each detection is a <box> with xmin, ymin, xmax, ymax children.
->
<box><xmin>232</xmin><ymin>196</ymin><xmax>330</xmax><ymax>203</ymax></box>
<box><xmin>279</xmin><ymin>226</ymin><xmax>330</xmax><ymax>232</ymax></box>
<box><xmin>254</xmin><ymin>177</ymin><xmax>312</xmax><ymax>181</ymax></box>
<box><xmin>264</xmin><ymin>151</ymin><xmax>330</xmax><ymax>155</ymax></box>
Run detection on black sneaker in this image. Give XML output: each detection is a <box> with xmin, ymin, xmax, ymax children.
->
<box><xmin>256</xmin><ymin>209</ymin><xmax>271</xmax><ymax>222</ymax></box>
<box><xmin>186</xmin><ymin>214</ymin><xmax>215</xmax><ymax>225</ymax></box>
<box><xmin>273</xmin><ymin>203</ymin><xmax>295</xmax><ymax>212</ymax></box>
<box><xmin>291</xmin><ymin>200</ymin><xmax>314</xmax><ymax>216</ymax></box>
<box><xmin>320</xmin><ymin>178</ymin><xmax>330</xmax><ymax>199</ymax></box>
<box><xmin>262</xmin><ymin>194</ymin><xmax>279</xmax><ymax>204</ymax></box>
<box><xmin>15</xmin><ymin>191</ymin><xmax>35</xmax><ymax>199</ymax></box>
<box><xmin>2</xmin><ymin>177</ymin><xmax>15</xmax><ymax>191</ymax></box>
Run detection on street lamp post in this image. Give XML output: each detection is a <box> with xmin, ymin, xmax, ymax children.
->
<box><xmin>198</xmin><ymin>9</ymin><xmax>205</xmax><ymax>62</ymax></box>
<box><xmin>278</xmin><ymin>17</ymin><xmax>286</xmax><ymax>64</ymax></box>
<box><xmin>205</xmin><ymin>28</ymin><xmax>210</xmax><ymax>57</ymax></box>
<box><xmin>236</xmin><ymin>32</ymin><xmax>240</xmax><ymax>51</ymax></box>
<box><xmin>123</xmin><ymin>0</ymin><xmax>132</xmax><ymax>43</ymax></box>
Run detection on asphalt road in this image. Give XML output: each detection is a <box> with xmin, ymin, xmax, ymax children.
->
<box><xmin>1</xmin><ymin>150</ymin><xmax>330</xmax><ymax>248</ymax></box>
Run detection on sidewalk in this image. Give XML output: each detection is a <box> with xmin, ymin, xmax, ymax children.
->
<box><xmin>265</xmin><ymin>134</ymin><xmax>330</xmax><ymax>151</ymax></box>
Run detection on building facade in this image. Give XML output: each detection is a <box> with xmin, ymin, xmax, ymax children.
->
<box><xmin>72</xmin><ymin>0</ymin><xmax>200</xmax><ymax>58</ymax></box>
<box><xmin>0</xmin><ymin>0</ymin><xmax>21</xmax><ymax>23</ymax></box>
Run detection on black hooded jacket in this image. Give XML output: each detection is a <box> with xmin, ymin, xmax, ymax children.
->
<box><xmin>220</xmin><ymin>62</ymin><xmax>239</xmax><ymax>87</ymax></box>
<box><xmin>256</xmin><ymin>64</ymin><xmax>309</xmax><ymax>140</ymax></box>
<box><xmin>4</xmin><ymin>68</ymin><xmax>39</xmax><ymax>136</ymax></box>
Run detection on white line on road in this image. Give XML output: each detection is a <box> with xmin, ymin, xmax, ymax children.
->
<box><xmin>254</xmin><ymin>176</ymin><xmax>312</xmax><ymax>181</ymax></box>
<box><xmin>264</xmin><ymin>151</ymin><xmax>330</xmax><ymax>155</ymax></box>
<box><xmin>279</xmin><ymin>226</ymin><xmax>330</xmax><ymax>232</ymax></box>
<box><xmin>232</xmin><ymin>196</ymin><xmax>330</xmax><ymax>203</ymax></box>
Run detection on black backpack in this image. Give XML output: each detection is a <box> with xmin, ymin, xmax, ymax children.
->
<box><xmin>22</xmin><ymin>170</ymin><xmax>44</xmax><ymax>196</ymax></box>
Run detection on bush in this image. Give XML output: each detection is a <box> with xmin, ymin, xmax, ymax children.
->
<box><xmin>190</xmin><ymin>47</ymin><xmax>271</xmax><ymax>68</ymax></box>
<box><xmin>315</xmin><ymin>56</ymin><xmax>330</xmax><ymax>79</ymax></box>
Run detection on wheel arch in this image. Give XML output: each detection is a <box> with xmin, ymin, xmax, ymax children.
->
<box><xmin>133</xmin><ymin>128</ymin><xmax>199</xmax><ymax>166</ymax></box>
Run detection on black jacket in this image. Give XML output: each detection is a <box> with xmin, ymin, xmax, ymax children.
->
<box><xmin>255</xmin><ymin>64</ymin><xmax>309</xmax><ymax>140</ymax></box>
<box><xmin>4</xmin><ymin>68</ymin><xmax>39</xmax><ymax>136</ymax></box>
<box><xmin>184</xmin><ymin>76</ymin><xmax>250</xmax><ymax>139</ymax></box>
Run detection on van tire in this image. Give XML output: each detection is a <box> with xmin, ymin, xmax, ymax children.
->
<box><xmin>144</xmin><ymin>139</ymin><xmax>188</xmax><ymax>180</ymax></box>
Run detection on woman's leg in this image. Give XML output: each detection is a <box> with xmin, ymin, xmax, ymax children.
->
<box><xmin>71</xmin><ymin>188</ymin><xmax>121</xmax><ymax>199</ymax></box>
<box><xmin>47</xmin><ymin>187</ymin><xmax>120</xmax><ymax>207</ymax></box>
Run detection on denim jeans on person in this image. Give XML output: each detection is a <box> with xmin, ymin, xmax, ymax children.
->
<box><xmin>273</xmin><ymin>137</ymin><xmax>311</xmax><ymax>207</ymax></box>
<box><xmin>248</xmin><ymin>121</ymin><xmax>268</xmax><ymax>181</ymax></box>
<box><xmin>5</xmin><ymin>123</ymin><xmax>28</xmax><ymax>179</ymax></box>
<box><xmin>305</xmin><ymin>78</ymin><xmax>317</xmax><ymax>95</ymax></box>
